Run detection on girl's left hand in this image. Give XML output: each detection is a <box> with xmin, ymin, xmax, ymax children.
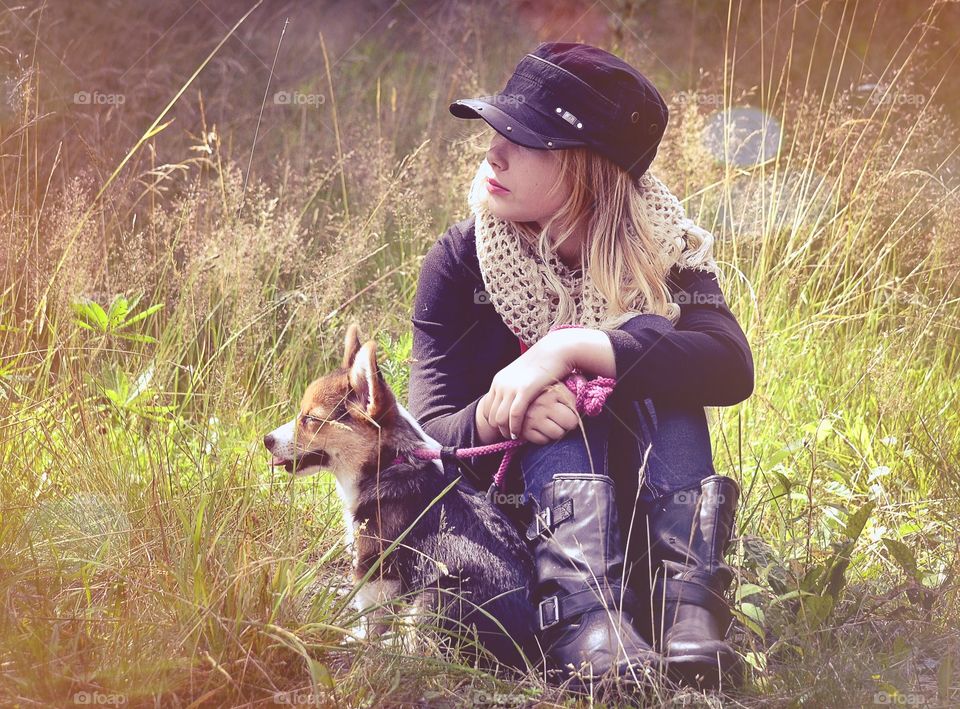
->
<box><xmin>479</xmin><ymin>335</ymin><xmax>574</xmax><ymax>440</ymax></box>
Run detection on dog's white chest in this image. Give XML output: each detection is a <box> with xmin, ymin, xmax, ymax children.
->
<box><xmin>333</xmin><ymin>474</ymin><xmax>360</xmax><ymax>552</ymax></box>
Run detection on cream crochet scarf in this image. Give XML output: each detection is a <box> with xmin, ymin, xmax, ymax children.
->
<box><xmin>468</xmin><ymin>159</ymin><xmax>721</xmax><ymax>348</ymax></box>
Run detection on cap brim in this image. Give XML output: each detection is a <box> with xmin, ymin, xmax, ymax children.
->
<box><xmin>449</xmin><ymin>97</ymin><xmax>588</xmax><ymax>150</ymax></box>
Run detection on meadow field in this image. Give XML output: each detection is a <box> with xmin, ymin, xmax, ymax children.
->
<box><xmin>0</xmin><ymin>1</ymin><xmax>958</xmax><ymax>706</ymax></box>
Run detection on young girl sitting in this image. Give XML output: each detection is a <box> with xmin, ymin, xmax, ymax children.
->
<box><xmin>407</xmin><ymin>41</ymin><xmax>754</xmax><ymax>690</ymax></box>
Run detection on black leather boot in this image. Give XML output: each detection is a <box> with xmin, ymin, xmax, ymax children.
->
<box><xmin>636</xmin><ymin>474</ymin><xmax>742</xmax><ymax>689</ymax></box>
<box><xmin>526</xmin><ymin>472</ymin><xmax>661</xmax><ymax>688</ymax></box>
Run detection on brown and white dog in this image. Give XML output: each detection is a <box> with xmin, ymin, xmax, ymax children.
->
<box><xmin>262</xmin><ymin>323</ymin><xmax>537</xmax><ymax>670</ymax></box>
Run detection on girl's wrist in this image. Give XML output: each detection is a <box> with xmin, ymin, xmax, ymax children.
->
<box><xmin>537</xmin><ymin>328</ymin><xmax>579</xmax><ymax>372</ymax></box>
<box><xmin>541</xmin><ymin>327</ymin><xmax>616</xmax><ymax>378</ymax></box>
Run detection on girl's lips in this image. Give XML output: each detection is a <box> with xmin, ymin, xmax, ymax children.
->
<box><xmin>486</xmin><ymin>177</ymin><xmax>510</xmax><ymax>194</ymax></box>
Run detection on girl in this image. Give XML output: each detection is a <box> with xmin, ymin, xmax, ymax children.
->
<box><xmin>407</xmin><ymin>42</ymin><xmax>753</xmax><ymax>690</ymax></box>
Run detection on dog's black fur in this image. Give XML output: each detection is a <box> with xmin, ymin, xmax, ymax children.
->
<box><xmin>352</xmin><ymin>453</ymin><xmax>538</xmax><ymax>672</ymax></box>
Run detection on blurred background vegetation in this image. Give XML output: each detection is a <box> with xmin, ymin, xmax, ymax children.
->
<box><xmin>0</xmin><ymin>0</ymin><xmax>958</xmax><ymax>706</ymax></box>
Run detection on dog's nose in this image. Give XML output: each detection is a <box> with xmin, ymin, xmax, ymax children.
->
<box><xmin>263</xmin><ymin>433</ymin><xmax>274</xmax><ymax>450</ymax></box>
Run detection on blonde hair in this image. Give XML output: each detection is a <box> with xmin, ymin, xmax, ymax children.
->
<box><xmin>512</xmin><ymin>147</ymin><xmax>697</xmax><ymax>327</ymax></box>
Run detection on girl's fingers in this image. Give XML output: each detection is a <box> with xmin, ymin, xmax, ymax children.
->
<box><xmin>484</xmin><ymin>390</ymin><xmax>503</xmax><ymax>438</ymax></box>
<box><xmin>523</xmin><ymin>427</ymin><xmax>550</xmax><ymax>445</ymax></box>
<box><xmin>509</xmin><ymin>396</ymin><xmax>531</xmax><ymax>440</ymax></box>
<box><xmin>477</xmin><ymin>392</ymin><xmax>491</xmax><ymax>424</ymax></box>
<box><xmin>550</xmin><ymin>403</ymin><xmax>581</xmax><ymax>431</ymax></box>
<box><xmin>537</xmin><ymin>418</ymin><xmax>568</xmax><ymax>441</ymax></box>
<box><xmin>493</xmin><ymin>393</ymin><xmax>513</xmax><ymax>440</ymax></box>
<box><xmin>557</xmin><ymin>385</ymin><xmax>578</xmax><ymax>409</ymax></box>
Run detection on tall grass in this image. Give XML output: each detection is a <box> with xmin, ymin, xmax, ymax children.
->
<box><xmin>1</xmin><ymin>0</ymin><xmax>958</xmax><ymax>706</ymax></box>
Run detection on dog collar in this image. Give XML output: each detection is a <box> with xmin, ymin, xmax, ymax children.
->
<box><xmin>390</xmin><ymin>444</ymin><xmax>461</xmax><ymax>467</ymax></box>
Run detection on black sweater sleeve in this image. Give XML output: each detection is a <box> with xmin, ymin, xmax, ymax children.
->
<box><xmin>599</xmin><ymin>266</ymin><xmax>755</xmax><ymax>407</ymax></box>
<box><xmin>406</xmin><ymin>226</ymin><xmax>487</xmax><ymax>450</ymax></box>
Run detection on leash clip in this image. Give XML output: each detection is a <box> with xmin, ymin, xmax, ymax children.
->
<box><xmin>438</xmin><ymin>444</ymin><xmax>461</xmax><ymax>478</ymax></box>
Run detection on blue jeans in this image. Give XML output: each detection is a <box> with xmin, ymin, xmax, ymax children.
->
<box><xmin>519</xmin><ymin>398</ymin><xmax>716</xmax><ymax>507</ymax></box>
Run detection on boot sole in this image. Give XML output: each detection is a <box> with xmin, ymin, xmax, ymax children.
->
<box><xmin>552</xmin><ymin>655</ymin><xmax>663</xmax><ymax>695</ymax></box>
<box><xmin>615</xmin><ymin>652</ymin><xmax>663</xmax><ymax>683</ymax></box>
<box><xmin>663</xmin><ymin>651</ymin><xmax>743</xmax><ymax>689</ymax></box>
<box><xmin>546</xmin><ymin>652</ymin><xmax>663</xmax><ymax>683</ymax></box>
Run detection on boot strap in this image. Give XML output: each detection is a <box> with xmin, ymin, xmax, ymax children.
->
<box><xmin>525</xmin><ymin>498</ymin><xmax>574</xmax><ymax>540</ymax></box>
<box><xmin>538</xmin><ymin>583</ymin><xmax>639</xmax><ymax>631</ymax></box>
<box><xmin>655</xmin><ymin>577</ymin><xmax>731</xmax><ymax>623</ymax></box>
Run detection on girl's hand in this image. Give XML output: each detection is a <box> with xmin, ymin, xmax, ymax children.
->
<box><xmin>478</xmin><ymin>336</ymin><xmax>574</xmax><ymax>440</ymax></box>
<box><xmin>521</xmin><ymin>382</ymin><xmax>581</xmax><ymax>444</ymax></box>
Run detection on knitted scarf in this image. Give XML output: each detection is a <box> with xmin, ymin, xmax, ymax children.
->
<box><xmin>468</xmin><ymin>159</ymin><xmax>720</xmax><ymax>348</ymax></box>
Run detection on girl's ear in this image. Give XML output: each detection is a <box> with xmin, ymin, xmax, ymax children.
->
<box><xmin>342</xmin><ymin>322</ymin><xmax>363</xmax><ymax>368</ymax></box>
<box><xmin>348</xmin><ymin>339</ymin><xmax>392</xmax><ymax>422</ymax></box>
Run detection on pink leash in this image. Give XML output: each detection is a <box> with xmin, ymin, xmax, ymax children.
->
<box><xmin>393</xmin><ymin>324</ymin><xmax>617</xmax><ymax>490</ymax></box>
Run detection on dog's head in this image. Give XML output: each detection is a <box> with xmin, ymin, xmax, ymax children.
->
<box><xmin>263</xmin><ymin>323</ymin><xmax>402</xmax><ymax>478</ymax></box>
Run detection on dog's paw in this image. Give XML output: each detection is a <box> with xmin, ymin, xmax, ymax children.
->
<box><xmin>341</xmin><ymin>625</ymin><xmax>365</xmax><ymax>646</ymax></box>
<box><xmin>344</xmin><ymin>614</ymin><xmax>392</xmax><ymax>643</ymax></box>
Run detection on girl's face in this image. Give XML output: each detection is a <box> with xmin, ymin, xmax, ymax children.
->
<box><xmin>483</xmin><ymin>129</ymin><xmax>571</xmax><ymax>225</ymax></box>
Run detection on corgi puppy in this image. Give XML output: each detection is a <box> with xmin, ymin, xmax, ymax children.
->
<box><xmin>263</xmin><ymin>323</ymin><xmax>538</xmax><ymax>671</ymax></box>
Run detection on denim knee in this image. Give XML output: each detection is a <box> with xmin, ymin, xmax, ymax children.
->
<box><xmin>519</xmin><ymin>408</ymin><xmax>613</xmax><ymax>505</ymax></box>
<box><xmin>634</xmin><ymin>397</ymin><xmax>717</xmax><ymax>504</ymax></box>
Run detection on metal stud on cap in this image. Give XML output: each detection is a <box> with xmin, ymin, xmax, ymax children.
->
<box><xmin>631</xmin><ymin>111</ymin><xmax>640</xmax><ymax>123</ymax></box>
<box><xmin>547</xmin><ymin>141</ymin><xmax>554</xmax><ymax>147</ymax></box>
<box><xmin>506</xmin><ymin>125</ymin><xmax>512</xmax><ymax>131</ymax></box>
<box><xmin>557</xmin><ymin>108</ymin><xmax>580</xmax><ymax>126</ymax></box>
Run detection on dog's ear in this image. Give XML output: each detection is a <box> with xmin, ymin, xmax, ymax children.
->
<box><xmin>348</xmin><ymin>339</ymin><xmax>392</xmax><ymax>421</ymax></box>
<box><xmin>342</xmin><ymin>322</ymin><xmax>363</xmax><ymax>368</ymax></box>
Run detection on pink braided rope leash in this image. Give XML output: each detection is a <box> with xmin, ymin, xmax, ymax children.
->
<box><xmin>397</xmin><ymin>324</ymin><xmax>617</xmax><ymax>489</ymax></box>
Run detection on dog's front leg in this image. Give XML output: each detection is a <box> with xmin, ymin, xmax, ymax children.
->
<box><xmin>352</xmin><ymin>577</ymin><xmax>402</xmax><ymax>640</ymax></box>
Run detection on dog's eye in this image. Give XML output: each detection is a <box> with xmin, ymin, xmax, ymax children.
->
<box><xmin>332</xmin><ymin>400</ymin><xmax>351</xmax><ymax>421</ymax></box>
<box><xmin>300</xmin><ymin>402</ymin><xmax>350</xmax><ymax>427</ymax></box>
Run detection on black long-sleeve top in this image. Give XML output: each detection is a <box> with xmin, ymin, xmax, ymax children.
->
<box><xmin>406</xmin><ymin>215</ymin><xmax>754</xmax><ymax>521</ymax></box>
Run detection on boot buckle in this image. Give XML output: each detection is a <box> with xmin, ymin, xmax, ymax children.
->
<box><xmin>527</xmin><ymin>506</ymin><xmax>552</xmax><ymax>541</ymax></box>
<box><xmin>538</xmin><ymin>595</ymin><xmax>559</xmax><ymax>630</ymax></box>
<box><xmin>525</xmin><ymin>498</ymin><xmax>574</xmax><ymax>541</ymax></box>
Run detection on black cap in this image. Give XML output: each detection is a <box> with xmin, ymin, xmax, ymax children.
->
<box><xmin>449</xmin><ymin>42</ymin><xmax>668</xmax><ymax>180</ymax></box>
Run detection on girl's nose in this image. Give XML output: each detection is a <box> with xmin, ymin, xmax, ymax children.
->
<box><xmin>486</xmin><ymin>134</ymin><xmax>507</xmax><ymax>171</ymax></box>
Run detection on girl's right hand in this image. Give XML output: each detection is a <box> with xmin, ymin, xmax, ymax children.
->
<box><xmin>519</xmin><ymin>382</ymin><xmax>581</xmax><ymax>445</ymax></box>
